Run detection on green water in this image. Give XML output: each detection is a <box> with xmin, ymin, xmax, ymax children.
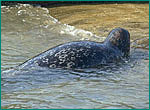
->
<box><xmin>1</xmin><ymin>4</ymin><xmax>149</xmax><ymax>109</ymax></box>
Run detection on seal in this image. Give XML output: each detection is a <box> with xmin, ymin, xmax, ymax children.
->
<box><xmin>20</xmin><ymin>28</ymin><xmax>130</xmax><ymax>69</ymax></box>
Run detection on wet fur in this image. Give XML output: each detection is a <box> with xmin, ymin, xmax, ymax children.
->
<box><xmin>20</xmin><ymin>28</ymin><xmax>130</xmax><ymax>68</ymax></box>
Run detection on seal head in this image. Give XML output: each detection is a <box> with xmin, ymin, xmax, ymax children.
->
<box><xmin>104</xmin><ymin>28</ymin><xmax>130</xmax><ymax>58</ymax></box>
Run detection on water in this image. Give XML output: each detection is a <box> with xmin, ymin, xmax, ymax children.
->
<box><xmin>1</xmin><ymin>4</ymin><xmax>149</xmax><ymax>109</ymax></box>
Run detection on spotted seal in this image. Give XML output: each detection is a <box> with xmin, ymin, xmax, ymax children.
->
<box><xmin>20</xmin><ymin>28</ymin><xmax>130</xmax><ymax>69</ymax></box>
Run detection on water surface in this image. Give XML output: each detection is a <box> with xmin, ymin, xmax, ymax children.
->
<box><xmin>1</xmin><ymin>3</ymin><xmax>149</xmax><ymax>109</ymax></box>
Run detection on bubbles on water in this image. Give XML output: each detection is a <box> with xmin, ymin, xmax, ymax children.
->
<box><xmin>17</xmin><ymin>10</ymin><xmax>26</xmax><ymax>15</ymax></box>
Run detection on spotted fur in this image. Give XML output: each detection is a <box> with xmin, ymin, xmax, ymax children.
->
<box><xmin>20</xmin><ymin>28</ymin><xmax>130</xmax><ymax>68</ymax></box>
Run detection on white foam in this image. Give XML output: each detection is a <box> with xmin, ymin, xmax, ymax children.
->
<box><xmin>39</xmin><ymin>6</ymin><xmax>105</xmax><ymax>41</ymax></box>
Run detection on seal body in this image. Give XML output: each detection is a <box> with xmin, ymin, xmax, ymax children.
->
<box><xmin>20</xmin><ymin>28</ymin><xmax>130</xmax><ymax>68</ymax></box>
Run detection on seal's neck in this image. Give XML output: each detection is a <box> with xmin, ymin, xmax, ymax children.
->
<box><xmin>104</xmin><ymin>28</ymin><xmax>130</xmax><ymax>58</ymax></box>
